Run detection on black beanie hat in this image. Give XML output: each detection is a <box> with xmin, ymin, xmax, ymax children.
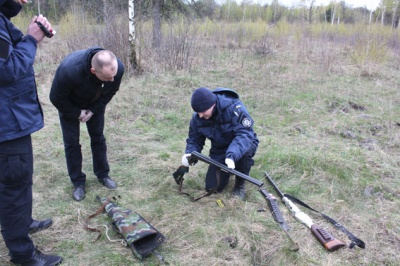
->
<box><xmin>191</xmin><ymin>87</ymin><xmax>217</xmax><ymax>112</ymax></box>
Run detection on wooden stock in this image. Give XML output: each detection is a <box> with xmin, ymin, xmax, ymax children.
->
<box><xmin>311</xmin><ymin>224</ymin><xmax>345</xmax><ymax>251</ymax></box>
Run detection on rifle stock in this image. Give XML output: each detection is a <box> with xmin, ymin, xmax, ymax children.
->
<box><xmin>311</xmin><ymin>224</ymin><xmax>345</xmax><ymax>251</ymax></box>
<box><xmin>265</xmin><ymin>172</ymin><xmax>345</xmax><ymax>252</ymax></box>
<box><xmin>190</xmin><ymin>151</ymin><xmax>264</xmax><ymax>187</ymax></box>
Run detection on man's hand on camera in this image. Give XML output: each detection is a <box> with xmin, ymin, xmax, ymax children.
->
<box><xmin>27</xmin><ymin>14</ymin><xmax>53</xmax><ymax>43</ymax></box>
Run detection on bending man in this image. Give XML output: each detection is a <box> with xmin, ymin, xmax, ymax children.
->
<box><xmin>50</xmin><ymin>47</ymin><xmax>124</xmax><ymax>201</ymax></box>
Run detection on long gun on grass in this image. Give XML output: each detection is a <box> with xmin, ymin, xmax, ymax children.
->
<box><xmin>265</xmin><ymin>172</ymin><xmax>345</xmax><ymax>252</ymax></box>
<box><xmin>190</xmin><ymin>151</ymin><xmax>299</xmax><ymax>250</ymax></box>
<box><xmin>191</xmin><ymin>151</ymin><xmax>264</xmax><ymax>187</ymax></box>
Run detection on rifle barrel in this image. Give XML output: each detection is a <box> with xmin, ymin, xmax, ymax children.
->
<box><xmin>191</xmin><ymin>151</ymin><xmax>264</xmax><ymax>187</ymax></box>
<box><xmin>265</xmin><ymin>172</ymin><xmax>285</xmax><ymax>198</ymax></box>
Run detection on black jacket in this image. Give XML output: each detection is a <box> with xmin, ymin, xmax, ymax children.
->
<box><xmin>50</xmin><ymin>47</ymin><xmax>124</xmax><ymax>119</ymax></box>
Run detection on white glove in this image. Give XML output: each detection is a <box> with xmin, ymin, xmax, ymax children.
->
<box><xmin>225</xmin><ymin>158</ymin><xmax>235</xmax><ymax>169</ymax></box>
<box><xmin>182</xmin><ymin>154</ymin><xmax>192</xmax><ymax>167</ymax></box>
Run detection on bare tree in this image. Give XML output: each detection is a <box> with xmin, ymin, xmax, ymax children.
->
<box><xmin>301</xmin><ymin>0</ymin><xmax>316</xmax><ymax>23</ymax></box>
<box><xmin>308</xmin><ymin>0</ymin><xmax>316</xmax><ymax>23</ymax></box>
<box><xmin>129</xmin><ymin>0</ymin><xmax>138</xmax><ymax>69</ymax></box>
<box><xmin>392</xmin><ymin>1</ymin><xmax>399</xmax><ymax>29</ymax></box>
<box><xmin>152</xmin><ymin>0</ymin><xmax>162</xmax><ymax>48</ymax></box>
<box><xmin>369</xmin><ymin>9</ymin><xmax>373</xmax><ymax>27</ymax></box>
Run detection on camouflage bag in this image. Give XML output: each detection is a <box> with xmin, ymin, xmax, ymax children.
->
<box><xmin>87</xmin><ymin>197</ymin><xmax>165</xmax><ymax>261</ymax></box>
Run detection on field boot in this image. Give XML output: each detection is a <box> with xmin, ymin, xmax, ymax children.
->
<box><xmin>11</xmin><ymin>248</ymin><xmax>63</xmax><ymax>266</ymax></box>
<box><xmin>29</xmin><ymin>219</ymin><xmax>53</xmax><ymax>234</ymax></box>
<box><xmin>99</xmin><ymin>177</ymin><xmax>117</xmax><ymax>189</ymax></box>
<box><xmin>232</xmin><ymin>177</ymin><xmax>245</xmax><ymax>200</ymax></box>
<box><xmin>73</xmin><ymin>185</ymin><xmax>85</xmax><ymax>201</ymax></box>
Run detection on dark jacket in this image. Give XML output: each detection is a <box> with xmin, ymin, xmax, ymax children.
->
<box><xmin>50</xmin><ymin>47</ymin><xmax>124</xmax><ymax>119</ymax></box>
<box><xmin>0</xmin><ymin>0</ymin><xmax>43</xmax><ymax>143</ymax></box>
<box><xmin>185</xmin><ymin>88</ymin><xmax>259</xmax><ymax>162</ymax></box>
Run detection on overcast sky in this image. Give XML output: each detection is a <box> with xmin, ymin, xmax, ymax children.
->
<box><xmin>264</xmin><ymin>0</ymin><xmax>380</xmax><ymax>10</ymax></box>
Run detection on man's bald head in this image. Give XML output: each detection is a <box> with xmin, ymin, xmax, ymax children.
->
<box><xmin>90</xmin><ymin>50</ymin><xmax>118</xmax><ymax>82</ymax></box>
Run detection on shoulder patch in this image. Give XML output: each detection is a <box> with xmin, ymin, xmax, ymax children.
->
<box><xmin>241</xmin><ymin>116</ymin><xmax>252</xmax><ymax>128</ymax></box>
<box><xmin>0</xmin><ymin>39</ymin><xmax>10</xmax><ymax>60</ymax></box>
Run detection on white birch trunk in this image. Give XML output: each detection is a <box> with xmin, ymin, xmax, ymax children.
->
<box><xmin>128</xmin><ymin>0</ymin><xmax>138</xmax><ymax>69</ymax></box>
<box><xmin>129</xmin><ymin>0</ymin><xmax>135</xmax><ymax>43</ymax></box>
<box><xmin>369</xmin><ymin>10</ymin><xmax>373</xmax><ymax>27</ymax></box>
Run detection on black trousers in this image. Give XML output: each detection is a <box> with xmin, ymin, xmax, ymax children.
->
<box><xmin>0</xmin><ymin>135</ymin><xmax>34</xmax><ymax>263</ymax></box>
<box><xmin>205</xmin><ymin>143</ymin><xmax>257</xmax><ymax>192</ymax></box>
<box><xmin>59</xmin><ymin>111</ymin><xmax>110</xmax><ymax>188</ymax></box>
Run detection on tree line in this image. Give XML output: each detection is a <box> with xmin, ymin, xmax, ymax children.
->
<box><xmin>21</xmin><ymin>0</ymin><xmax>400</xmax><ymax>27</ymax></box>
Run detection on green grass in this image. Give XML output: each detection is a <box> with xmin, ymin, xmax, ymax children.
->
<box><xmin>1</xmin><ymin>20</ymin><xmax>400</xmax><ymax>266</ymax></box>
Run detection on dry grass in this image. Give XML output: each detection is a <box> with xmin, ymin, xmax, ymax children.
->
<box><xmin>1</xmin><ymin>16</ymin><xmax>400</xmax><ymax>266</ymax></box>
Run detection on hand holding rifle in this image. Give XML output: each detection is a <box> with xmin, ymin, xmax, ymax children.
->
<box><xmin>181</xmin><ymin>153</ymin><xmax>192</xmax><ymax>167</ymax></box>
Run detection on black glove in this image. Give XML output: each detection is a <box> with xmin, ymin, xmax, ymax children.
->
<box><xmin>172</xmin><ymin>165</ymin><xmax>189</xmax><ymax>185</ymax></box>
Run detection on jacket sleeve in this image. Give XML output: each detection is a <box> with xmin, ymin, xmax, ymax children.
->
<box><xmin>49</xmin><ymin>68</ymin><xmax>82</xmax><ymax>119</ymax></box>
<box><xmin>225</xmin><ymin>102</ymin><xmax>256</xmax><ymax>162</ymax></box>
<box><xmin>87</xmin><ymin>59</ymin><xmax>125</xmax><ymax>114</ymax></box>
<box><xmin>0</xmin><ymin>21</ymin><xmax>37</xmax><ymax>83</ymax></box>
<box><xmin>185</xmin><ymin>114</ymin><xmax>206</xmax><ymax>154</ymax></box>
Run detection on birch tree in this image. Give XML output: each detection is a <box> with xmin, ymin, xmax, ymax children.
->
<box><xmin>392</xmin><ymin>0</ymin><xmax>399</xmax><ymax>28</ymax></box>
<box><xmin>129</xmin><ymin>0</ymin><xmax>138</xmax><ymax>69</ymax></box>
<box><xmin>369</xmin><ymin>9</ymin><xmax>373</xmax><ymax>27</ymax></box>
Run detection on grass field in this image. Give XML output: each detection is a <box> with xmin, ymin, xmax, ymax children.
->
<box><xmin>1</xmin><ymin>19</ymin><xmax>400</xmax><ymax>265</ymax></box>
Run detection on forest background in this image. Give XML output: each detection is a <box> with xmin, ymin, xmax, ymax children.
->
<box><xmin>1</xmin><ymin>0</ymin><xmax>400</xmax><ymax>265</ymax></box>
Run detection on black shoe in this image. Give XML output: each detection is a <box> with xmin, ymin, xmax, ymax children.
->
<box><xmin>73</xmin><ymin>186</ymin><xmax>85</xmax><ymax>201</ymax></box>
<box><xmin>29</xmin><ymin>219</ymin><xmax>53</xmax><ymax>234</ymax></box>
<box><xmin>11</xmin><ymin>248</ymin><xmax>63</xmax><ymax>266</ymax></box>
<box><xmin>232</xmin><ymin>177</ymin><xmax>246</xmax><ymax>201</ymax></box>
<box><xmin>99</xmin><ymin>177</ymin><xmax>117</xmax><ymax>189</ymax></box>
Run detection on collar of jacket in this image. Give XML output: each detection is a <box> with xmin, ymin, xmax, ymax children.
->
<box><xmin>0</xmin><ymin>0</ymin><xmax>22</xmax><ymax>19</ymax></box>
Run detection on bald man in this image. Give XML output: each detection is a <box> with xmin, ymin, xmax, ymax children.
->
<box><xmin>50</xmin><ymin>47</ymin><xmax>125</xmax><ymax>201</ymax></box>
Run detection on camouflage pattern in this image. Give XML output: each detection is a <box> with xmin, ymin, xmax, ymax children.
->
<box><xmin>99</xmin><ymin>197</ymin><xmax>165</xmax><ymax>260</ymax></box>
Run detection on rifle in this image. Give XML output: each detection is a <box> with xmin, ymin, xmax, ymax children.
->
<box><xmin>190</xmin><ymin>152</ymin><xmax>298</xmax><ymax>250</ymax></box>
<box><xmin>259</xmin><ymin>188</ymin><xmax>299</xmax><ymax>250</ymax></box>
<box><xmin>190</xmin><ymin>151</ymin><xmax>263</xmax><ymax>187</ymax></box>
<box><xmin>265</xmin><ymin>172</ymin><xmax>345</xmax><ymax>252</ymax></box>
